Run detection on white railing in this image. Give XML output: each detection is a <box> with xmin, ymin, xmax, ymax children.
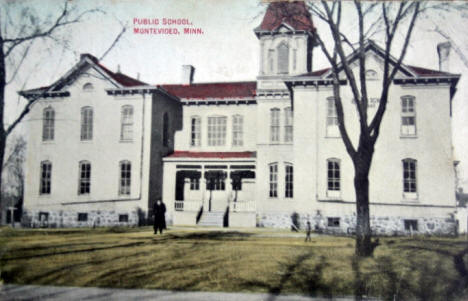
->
<box><xmin>175</xmin><ymin>200</ymin><xmax>202</xmax><ymax>211</ymax></box>
<box><xmin>230</xmin><ymin>200</ymin><xmax>256</xmax><ymax>212</ymax></box>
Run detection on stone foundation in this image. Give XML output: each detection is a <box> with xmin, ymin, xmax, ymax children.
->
<box><xmin>257</xmin><ymin>212</ymin><xmax>457</xmax><ymax>236</ymax></box>
<box><xmin>22</xmin><ymin>209</ymin><xmax>142</xmax><ymax>228</ymax></box>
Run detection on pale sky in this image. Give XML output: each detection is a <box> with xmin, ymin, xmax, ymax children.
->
<box><xmin>4</xmin><ymin>0</ymin><xmax>468</xmax><ymax>189</ymax></box>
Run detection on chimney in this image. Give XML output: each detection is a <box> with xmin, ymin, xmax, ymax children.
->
<box><xmin>181</xmin><ymin>65</ymin><xmax>195</xmax><ymax>85</ymax></box>
<box><xmin>437</xmin><ymin>42</ymin><xmax>451</xmax><ymax>72</ymax></box>
<box><xmin>137</xmin><ymin>72</ymin><xmax>140</xmax><ymax>80</ymax></box>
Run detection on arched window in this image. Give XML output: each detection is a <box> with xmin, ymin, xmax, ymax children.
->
<box><xmin>277</xmin><ymin>42</ymin><xmax>289</xmax><ymax>74</ymax></box>
<box><xmin>270</xmin><ymin>108</ymin><xmax>280</xmax><ymax>143</ymax></box>
<box><xmin>327</xmin><ymin>158</ymin><xmax>341</xmax><ymax>198</ymax></box>
<box><xmin>163</xmin><ymin>112</ymin><xmax>169</xmax><ymax>147</ymax></box>
<box><xmin>284</xmin><ymin>107</ymin><xmax>293</xmax><ymax>143</ymax></box>
<box><xmin>120</xmin><ymin>105</ymin><xmax>133</xmax><ymax>141</ymax></box>
<box><xmin>285</xmin><ymin>163</ymin><xmax>293</xmax><ymax>198</ymax></box>
<box><xmin>83</xmin><ymin>83</ymin><xmax>94</xmax><ymax>91</ymax></box>
<box><xmin>402</xmin><ymin>158</ymin><xmax>417</xmax><ymax>198</ymax></box>
<box><xmin>119</xmin><ymin>160</ymin><xmax>131</xmax><ymax>195</ymax></box>
<box><xmin>269</xmin><ymin>163</ymin><xmax>278</xmax><ymax>198</ymax></box>
<box><xmin>40</xmin><ymin>161</ymin><xmax>52</xmax><ymax>194</ymax></box>
<box><xmin>190</xmin><ymin>116</ymin><xmax>201</xmax><ymax>147</ymax></box>
<box><xmin>80</xmin><ymin>106</ymin><xmax>93</xmax><ymax>141</ymax></box>
<box><xmin>232</xmin><ymin>115</ymin><xmax>243</xmax><ymax>146</ymax></box>
<box><xmin>268</xmin><ymin>49</ymin><xmax>275</xmax><ymax>73</ymax></box>
<box><xmin>42</xmin><ymin>107</ymin><xmax>55</xmax><ymax>141</ymax></box>
<box><xmin>401</xmin><ymin>96</ymin><xmax>416</xmax><ymax>136</ymax></box>
<box><xmin>78</xmin><ymin>160</ymin><xmax>91</xmax><ymax>194</ymax></box>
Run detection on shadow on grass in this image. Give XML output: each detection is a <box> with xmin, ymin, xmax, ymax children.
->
<box><xmin>162</xmin><ymin>231</ymin><xmax>253</xmax><ymax>241</ymax></box>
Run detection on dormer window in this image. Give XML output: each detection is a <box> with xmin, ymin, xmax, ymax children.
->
<box><xmin>83</xmin><ymin>83</ymin><xmax>94</xmax><ymax>91</ymax></box>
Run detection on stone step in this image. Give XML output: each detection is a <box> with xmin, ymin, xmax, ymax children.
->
<box><xmin>198</xmin><ymin>211</ymin><xmax>224</xmax><ymax>227</ymax></box>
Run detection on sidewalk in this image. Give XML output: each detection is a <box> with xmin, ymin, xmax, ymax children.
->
<box><xmin>0</xmin><ymin>284</ymin><xmax>369</xmax><ymax>301</ymax></box>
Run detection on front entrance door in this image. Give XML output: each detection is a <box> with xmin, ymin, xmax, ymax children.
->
<box><xmin>205</xmin><ymin>171</ymin><xmax>228</xmax><ymax>212</ymax></box>
<box><xmin>175</xmin><ymin>171</ymin><xmax>185</xmax><ymax>201</ymax></box>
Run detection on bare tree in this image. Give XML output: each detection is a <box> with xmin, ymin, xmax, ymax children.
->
<box><xmin>306</xmin><ymin>1</ymin><xmax>467</xmax><ymax>256</ymax></box>
<box><xmin>0</xmin><ymin>1</ymin><xmax>127</xmax><ymax>222</ymax></box>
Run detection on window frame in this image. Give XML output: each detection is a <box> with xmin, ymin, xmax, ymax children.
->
<box><xmin>119</xmin><ymin>214</ymin><xmax>129</xmax><ymax>222</ymax></box>
<box><xmin>190</xmin><ymin>116</ymin><xmax>201</xmax><ymax>147</ymax></box>
<box><xmin>402</xmin><ymin>158</ymin><xmax>418</xmax><ymax>200</ymax></box>
<box><xmin>401</xmin><ymin>96</ymin><xmax>417</xmax><ymax>137</ymax></box>
<box><xmin>270</xmin><ymin>108</ymin><xmax>280</xmax><ymax>143</ymax></box>
<box><xmin>42</xmin><ymin>107</ymin><xmax>55</xmax><ymax>142</ymax></box>
<box><xmin>232</xmin><ymin>114</ymin><xmax>244</xmax><ymax>147</ymax></box>
<box><xmin>269</xmin><ymin>163</ymin><xmax>278</xmax><ymax>198</ymax></box>
<box><xmin>119</xmin><ymin>160</ymin><xmax>131</xmax><ymax>195</ymax></box>
<box><xmin>120</xmin><ymin>105</ymin><xmax>134</xmax><ymax>142</ymax></box>
<box><xmin>207</xmin><ymin>116</ymin><xmax>227</xmax><ymax>146</ymax></box>
<box><xmin>190</xmin><ymin>177</ymin><xmax>200</xmax><ymax>190</ymax></box>
<box><xmin>328</xmin><ymin>217</ymin><xmax>340</xmax><ymax>227</ymax></box>
<box><xmin>285</xmin><ymin>163</ymin><xmax>293</xmax><ymax>198</ymax></box>
<box><xmin>77</xmin><ymin>212</ymin><xmax>88</xmax><ymax>222</ymax></box>
<box><xmin>82</xmin><ymin>82</ymin><xmax>94</xmax><ymax>91</ymax></box>
<box><xmin>404</xmin><ymin>219</ymin><xmax>418</xmax><ymax>231</ymax></box>
<box><xmin>39</xmin><ymin>160</ymin><xmax>52</xmax><ymax>195</ymax></box>
<box><xmin>277</xmin><ymin>42</ymin><xmax>289</xmax><ymax>74</ymax></box>
<box><xmin>80</xmin><ymin>106</ymin><xmax>93</xmax><ymax>141</ymax></box>
<box><xmin>326</xmin><ymin>97</ymin><xmax>340</xmax><ymax>137</ymax></box>
<box><xmin>78</xmin><ymin>161</ymin><xmax>91</xmax><ymax>195</ymax></box>
<box><xmin>327</xmin><ymin>158</ymin><xmax>341</xmax><ymax>198</ymax></box>
<box><xmin>268</xmin><ymin>49</ymin><xmax>275</xmax><ymax>74</ymax></box>
<box><xmin>284</xmin><ymin>107</ymin><xmax>293</xmax><ymax>143</ymax></box>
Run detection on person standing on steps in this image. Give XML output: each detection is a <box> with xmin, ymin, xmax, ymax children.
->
<box><xmin>153</xmin><ymin>199</ymin><xmax>166</xmax><ymax>235</ymax></box>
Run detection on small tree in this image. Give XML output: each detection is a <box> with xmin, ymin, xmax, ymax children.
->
<box><xmin>307</xmin><ymin>1</ymin><xmax>465</xmax><ymax>256</ymax></box>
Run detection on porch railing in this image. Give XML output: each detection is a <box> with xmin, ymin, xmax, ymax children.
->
<box><xmin>175</xmin><ymin>200</ymin><xmax>202</xmax><ymax>211</ymax></box>
<box><xmin>230</xmin><ymin>200</ymin><xmax>256</xmax><ymax>212</ymax></box>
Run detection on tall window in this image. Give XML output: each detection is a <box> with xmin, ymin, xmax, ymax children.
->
<box><xmin>403</xmin><ymin>159</ymin><xmax>417</xmax><ymax>197</ymax></box>
<box><xmin>163</xmin><ymin>112</ymin><xmax>169</xmax><ymax>147</ymax></box>
<box><xmin>190</xmin><ymin>178</ymin><xmax>200</xmax><ymax>190</ymax></box>
<box><xmin>277</xmin><ymin>42</ymin><xmax>289</xmax><ymax>74</ymax></box>
<box><xmin>292</xmin><ymin>49</ymin><xmax>297</xmax><ymax>71</ymax></box>
<box><xmin>268</xmin><ymin>49</ymin><xmax>275</xmax><ymax>73</ymax></box>
<box><xmin>190</xmin><ymin>116</ymin><xmax>201</xmax><ymax>147</ymax></box>
<box><xmin>401</xmin><ymin>96</ymin><xmax>416</xmax><ymax>136</ymax></box>
<box><xmin>42</xmin><ymin>107</ymin><xmax>55</xmax><ymax>141</ymax></box>
<box><xmin>327</xmin><ymin>159</ymin><xmax>340</xmax><ymax>197</ymax></box>
<box><xmin>269</xmin><ymin>163</ymin><xmax>278</xmax><ymax>198</ymax></box>
<box><xmin>232</xmin><ymin>115</ymin><xmax>243</xmax><ymax>146</ymax></box>
<box><xmin>285</xmin><ymin>164</ymin><xmax>293</xmax><ymax>198</ymax></box>
<box><xmin>120</xmin><ymin>105</ymin><xmax>133</xmax><ymax>141</ymax></box>
<box><xmin>78</xmin><ymin>161</ymin><xmax>91</xmax><ymax>194</ymax></box>
<box><xmin>284</xmin><ymin>107</ymin><xmax>293</xmax><ymax>143</ymax></box>
<box><xmin>119</xmin><ymin>161</ymin><xmax>131</xmax><ymax>195</ymax></box>
<box><xmin>80</xmin><ymin>107</ymin><xmax>93</xmax><ymax>141</ymax></box>
<box><xmin>40</xmin><ymin>161</ymin><xmax>52</xmax><ymax>194</ymax></box>
<box><xmin>207</xmin><ymin>116</ymin><xmax>227</xmax><ymax>146</ymax></box>
<box><xmin>270</xmin><ymin>108</ymin><xmax>280</xmax><ymax>143</ymax></box>
<box><xmin>326</xmin><ymin>97</ymin><xmax>339</xmax><ymax>137</ymax></box>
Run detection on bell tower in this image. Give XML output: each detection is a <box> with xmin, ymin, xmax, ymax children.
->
<box><xmin>254</xmin><ymin>1</ymin><xmax>317</xmax><ymax>78</ymax></box>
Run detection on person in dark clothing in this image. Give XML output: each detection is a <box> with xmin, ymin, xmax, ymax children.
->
<box><xmin>153</xmin><ymin>199</ymin><xmax>166</xmax><ymax>234</ymax></box>
<box><xmin>305</xmin><ymin>221</ymin><xmax>312</xmax><ymax>242</ymax></box>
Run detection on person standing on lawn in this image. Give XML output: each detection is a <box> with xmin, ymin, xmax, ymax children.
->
<box><xmin>153</xmin><ymin>199</ymin><xmax>166</xmax><ymax>234</ymax></box>
<box><xmin>305</xmin><ymin>221</ymin><xmax>312</xmax><ymax>242</ymax></box>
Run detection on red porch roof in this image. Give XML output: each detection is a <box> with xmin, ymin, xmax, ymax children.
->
<box><xmin>160</xmin><ymin>82</ymin><xmax>256</xmax><ymax>100</ymax></box>
<box><xmin>166</xmin><ymin>151</ymin><xmax>256</xmax><ymax>159</ymax></box>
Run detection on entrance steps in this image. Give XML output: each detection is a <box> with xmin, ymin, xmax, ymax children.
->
<box><xmin>198</xmin><ymin>211</ymin><xmax>224</xmax><ymax>227</ymax></box>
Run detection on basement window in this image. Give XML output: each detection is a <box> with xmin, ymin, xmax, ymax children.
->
<box><xmin>328</xmin><ymin>217</ymin><xmax>340</xmax><ymax>227</ymax></box>
<box><xmin>404</xmin><ymin>219</ymin><xmax>418</xmax><ymax>231</ymax></box>
<box><xmin>119</xmin><ymin>214</ymin><xmax>129</xmax><ymax>222</ymax></box>
<box><xmin>78</xmin><ymin>213</ymin><xmax>88</xmax><ymax>222</ymax></box>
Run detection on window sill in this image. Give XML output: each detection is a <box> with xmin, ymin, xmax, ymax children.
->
<box><xmin>325</xmin><ymin>136</ymin><xmax>341</xmax><ymax>139</ymax></box>
<box><xmin>400</xmin><ymin>135</ymin><xmax>418</xmax><ymax>139</ymax></box>
<box><xmin>119</xmin><ymin>140</ymin><xmax>134</xmax><ymax>143</ymax></box>
<box><xmin>80</xmin><ymin>140</ymin><xmax>93</xmax><ymax>143</ymax></box>
<box><xmin>42</xmin><ymin>141</ymin><xmax>55</xmax><ymax>144</ymax></box>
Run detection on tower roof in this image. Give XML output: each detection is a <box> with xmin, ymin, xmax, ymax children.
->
<box><xmin>255</xmin><ymin>1</ymin><xmax>315</xmax><ymax>34</ymax></box>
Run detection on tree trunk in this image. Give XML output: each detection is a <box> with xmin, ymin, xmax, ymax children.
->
<box><xmin>0</xmin><ymin>132</ymin><xmax>6</xmax><ymax>224</ymax></box>
<box><xmin>354</xmin><ymin>157</ymin><xmax>372</xmax><ymax>257</ymax></box>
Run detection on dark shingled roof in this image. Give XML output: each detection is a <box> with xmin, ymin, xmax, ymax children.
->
<box><xmin>255</xmin><ymin>1</ymin><xmax>315</xmax><ymax>33</ymax></box>
<box><xmin>160</xmin><ymin>82</ymin><xmax>256</xmax><ymax>99</ymax></box>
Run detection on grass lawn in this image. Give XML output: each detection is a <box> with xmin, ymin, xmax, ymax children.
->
<box><xmin>0</xmin><ymin>226</ymin><xmax>468</xmax><ymax>300</ymax></box>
